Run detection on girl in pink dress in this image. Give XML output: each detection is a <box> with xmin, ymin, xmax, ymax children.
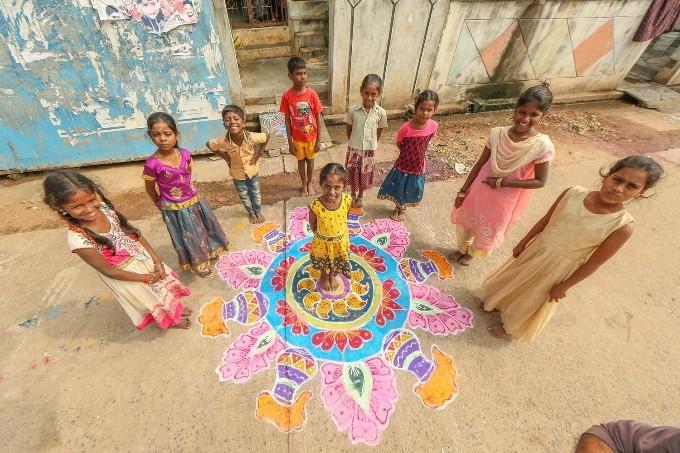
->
<box><xmin>378</xmin><ymin>90</ymin><xmax>439</xmax><ymax>221</ymax></box>
<box><xmin>451</xmin><ymin>84</ymin><xmax>555</xmax><ymax>266</ymax></box>
<box><xmin>44</xmin><ymin>170</ymin><xmax>192</xmax><ymax>330</ymax></box>
<box><xmin>143</xmin><ymin>112</ymin><xmax>229</xmax><ymax>278</ymax></box>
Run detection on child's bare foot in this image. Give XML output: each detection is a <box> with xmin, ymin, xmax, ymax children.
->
<box><xmin>329</xmin><ymin>274</ymin><xmax>340</xmax><ymax>291</ymax></box>
<box><xmin>352</xmin><ymin>197</ymin><xmax>363</xmax><ymax>208</ymax></box>
<box><xmin>171</xmin><ymin>317</ymin><xmax>191</xmax><ymax>329</ymax></box>
<box><xmin>255</xmin><ymin>212</ymin><xmax>265</xmax><ymax>223</ymax></box>
<box><xmin>193</xmin><ymin>269</ymin><xmax>214</xmax><ymax>279</ymax></box>
<box><xmin>389</xmin><ymin>208</ymin><xmax>401</xmax><ymax>221</ymax></box>
<box><xmin>306</xmin><ymin>182</ymin><xmax>314</xmax><ymax>195</ymax></box>
<box><xmin>448</xmin><ymin>251</ymin><xmax>465</xmax><ymax>262</ymax></box>
<box><xmin>321</xmin><ymin>273</ymin><xmax>331</xmax><ymax>292</ymax></box>
<box><xmin>248</xmin><ymin>213</ymin><xmax>258</xmax><ymax>224</ymax></box>
<box><xmin>391</xmin><ymin>208</ymin><xmax>405</xmax><ymax>222</ymax></box>
<box><xmin>300</xmin><ymin>185</ymin><xmax>308</xmax><ymax>196</ymax></box>
<box><xmin>457</xmin><ymin>254</ymin><xmax>473</xmax><ymax>266</ymax></box>
<box><xmin>487</xmin><ymin>324</ymin><xmax>510</xmax><ymax>339</ymax></box>
<box><xmin>182</xmin><ymin>307</ymin><xmax>193</xmax><ymax>317</ymax></box>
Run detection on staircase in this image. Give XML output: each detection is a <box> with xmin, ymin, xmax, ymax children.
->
<box><xmin>288</xmin><ymin>0</ymin><xmax>328</xmax><ymax>64</ymax></box>
<box><xmin>231</xmin><ymin>0</ymin><xmax>329</xmax><ymax>128</ymax></box>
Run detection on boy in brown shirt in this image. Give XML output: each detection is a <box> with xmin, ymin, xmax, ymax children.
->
<box><xmin>207</xmin><ymin>105</ymin><xmax>269</xmax><ymax>223</ymax></box>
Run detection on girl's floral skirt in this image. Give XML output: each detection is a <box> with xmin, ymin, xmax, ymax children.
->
<box><xmin>161</xmin><ymin>198</ymin><xmax>229</xmax><ymax>272</ymax></box>
<box><xmin>310</xmin><ymin>235</ymin><xmax>351</xmax><ymax>278</ymax></box>
<box><xmin>377</xmin><ymin>168</ymin><xmax>425</xmax><ymax>209</ymax></box>
<box><xmin>99</xmin><ymin>258</ymin><xmax>191</xmax><ymax>329</ymax></box>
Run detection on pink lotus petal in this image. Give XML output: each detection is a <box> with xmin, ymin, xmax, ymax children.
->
<box><xmin>408</xmin><ymin>311</ymin><xmax>428</xmax><ymax>329</ymax></box>
<box><xmin>216</xmin><ymin>250</ymin><xmax>274</xmax><ymax>290</ymax></box>
<box><xmin>322</xmin><ymin>363</ymin><xmax>343</xmax><ymax>384</ymax></box>
<box><xmin>223</xmin><ymin>347</ymin><xmax>249</xmax><ymax>362</ymax></box>
<box><xmin>350</xmin><ymin>404</ymin><xmax>380</xmax><ymax>445</ymax></box>
<box><xmin>321</xmin><ymin>359</ymin><xmax>397</xmax><ymax>446</ymax></box>
<box><xmin>408</xmin><ymin>284</ymin><xmax>474</xmax><ymax>336</ymax></box>
<box><xmin>215</xmin><ymin>322</ymin><xmax>281</xmax><ymax>383</ymax></box>
<box><xmin>426</xmin><ymin>314</ymin><xmax>448</xmax><ymax>335</ymax></box>
<box><xmin>321</xmin><ymin>381</ymin><xmax>346</xmax><ymax>408</ymax></box>
<box><xmin>332</xmin><ymin>394</ymin><xmax>357</xmax><ymax>429</ymax></box>
<box><xmin>368</xmin><ymin>395</ymin><xmax>395</xmax><ymax>424</ymax></box>
<box><xmin>361</xmin><ymin>219</ymin><xmax>411</xmax><ymax>259</ymax></box>
<box><xmin>249</xmin><ymin>354</ymin><xmax>269</xmax><ymax>373</ymax></box>
<box><xmin>366</xmin><ymin>356</ymin><xmax>392</xmax><ymax>376</ymax></box>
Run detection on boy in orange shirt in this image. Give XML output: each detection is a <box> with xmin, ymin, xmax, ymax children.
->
<box><xmin>279</xmin><ymin>57</ymin><xmax>323</xmax><ymax>196</ymax></box>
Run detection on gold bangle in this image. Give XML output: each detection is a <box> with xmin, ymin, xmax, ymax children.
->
<box><xmin>496</xmin><ymin>177</ymin><xmax>503</xmax><ymax>189</ymax></box>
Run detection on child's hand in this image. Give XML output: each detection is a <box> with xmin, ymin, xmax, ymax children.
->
<box><xmin>454</xmin><ymin>196</ymin><xmax>465</xmax><ymax>209</ymax></box>
<box><xmin>215</xmin><ymin>151</ymin><xmax>231</xmax><ymax>166</ymax></box>
<box><xmin>484</xmin><ymin>177</ymin><xmax>502</xmax><ymax>189</ymax></box>
<box><xmin>249</xmin><ymin>156</ymin><xmax>260</xmax><ymax>166</ymax></box>
<box><xmin>512</xmin><ymin>242</ymin><xmax>525</xmax><ymax>258</ymax></box>
<box><xmin>154</xmin><ymin>263</ymin><xmax>166</xmax><ymax>280</ymax></box>
<box><xmin>314</xmin><ymin>140</ymin><xmax>321</xmax><ymax>154</ymax></box>
<box><xmin>548</xmin><ymin>282</ymin><xmax>569</xmax><ymax>302</ymax></box>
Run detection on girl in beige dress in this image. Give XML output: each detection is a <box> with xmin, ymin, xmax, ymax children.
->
<box><xmin>480</xmin><ymin>156</ymin><xmax>664</xmax><ymax>341</ymax></box>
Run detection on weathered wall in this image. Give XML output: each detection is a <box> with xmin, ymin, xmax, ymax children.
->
<box><xmin>0</xmin><ymin>0</ymin><xmax>239</xmax><ymax>171</ymax></box>
<box><xmin>329</xmin><ymin>0</ymin><xmax>654</xmax><ymax>113</ymax></box>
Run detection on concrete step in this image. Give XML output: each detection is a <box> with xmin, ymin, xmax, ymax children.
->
<box><xmin>295</xmin><ymin>30</ymin><xmax>327</xmax><ymax>49</ymax></box>
<box><xmin>300</xmin><ymin>46</ymin><xmax>327</xmax><ymax>63</ymax></box>
<box><xmin>232</xmin><ymin>26</ymin><xmax>292</xmax><ymax>48</ymax></box>
<box><xmin>237</xmin><ymin>44</ymin><xmax>294</xmax><ymax>63</ymax></box>
<box><xmin>629</xmin><ymin>63</ymin><xmax>659</xmax><ymax>82</ymax></box>
<box><xmin>243</xmin><ymin>99</ymin><xmax>331</xmax><ymax>132</ymax></box>
<box><xmin>244</xmin><ymin>83</ymin><xmax>328</xmax><ymax>107</ymax></box>
<box><xmin>293</xmin><ymin>17</ymin><xmax>326</xmax><ymax>33</ymax></box>
<box><xmin>288</xmin><ymin>0</ymin><xmax>327</xmax><ymax>19</ymax></box>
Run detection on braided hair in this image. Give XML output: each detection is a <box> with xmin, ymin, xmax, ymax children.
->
<box><xmin>43</xmin><ymin>170</ymin><xmax>140</xmax><ymax>251</ymax></box>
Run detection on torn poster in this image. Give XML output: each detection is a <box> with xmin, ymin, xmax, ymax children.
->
<box><xmin>92</xmin><ymin>0</ymin><xmax>198</xmax><ymax>34</ymax></box>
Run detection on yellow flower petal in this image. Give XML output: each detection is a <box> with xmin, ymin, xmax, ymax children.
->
<box><xmin>297</xmin><ymin>278</ymin><xmax>316</xmax><ymax>292</ymax></box>
<box><xmin>332</xmin><ymin>300</ymin><xmax>350</xmax><ymax>317</ymax></box>
<box><xmin>346</xmin><ymin>293</ymin><xmax>367</xmax><ymax>310</ymax></box>
<box><xmin>316</xmin><ymin>299</ymin><xmax>332</xmax><ymax>319</ymax></box>
<box><xmin>303</xmin><ymin>292</ymin><xmax>321</xmax><ymax>311</ymax></box>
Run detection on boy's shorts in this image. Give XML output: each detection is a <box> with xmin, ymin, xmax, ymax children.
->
<box><xmin>291</xmin><ymin>140</ymin><xmax>317</xmax><ymax>161</ymax></box>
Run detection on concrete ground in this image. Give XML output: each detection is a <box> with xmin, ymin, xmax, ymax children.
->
<box><xmin>1</xmin><ymin>102</ymin><xmax>680</xmax><ymax>452</ymax></box>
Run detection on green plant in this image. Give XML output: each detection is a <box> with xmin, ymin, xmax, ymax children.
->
<box><xmin>232</xmin><ymin>35</ymin><xmax>244</xmax><ymax>51</ymax></box>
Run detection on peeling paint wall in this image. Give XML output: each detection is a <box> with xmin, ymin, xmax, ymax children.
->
<box><xmin>0</xmin><ymin>0</ymin><xmax>232</xmax><ymax>171</ymax></box>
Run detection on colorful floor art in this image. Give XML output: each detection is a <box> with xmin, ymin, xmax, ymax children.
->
<box><xmin>198</xmin><ymin>207</ymin><xmax>473</xmax><ymax>446</ymax></box>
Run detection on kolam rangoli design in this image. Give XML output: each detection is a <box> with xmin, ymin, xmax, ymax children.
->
<box><xmin>198</xmin><ymin>207</ymin><xmax>473</xmax><ymax>445</ymax></box>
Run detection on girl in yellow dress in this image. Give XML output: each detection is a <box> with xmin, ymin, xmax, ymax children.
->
<box><xmin>309</xmin><ymin>163</ymin><xmax>352</xmax><ymax>291</ymax></box>
<box><xmin>481</xmin><ymin>156</ymin><xmax>664</xmax><ymax>341</ymax></box>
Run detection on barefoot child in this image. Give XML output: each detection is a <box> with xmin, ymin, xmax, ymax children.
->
<box><xmin>451</xmin><ymin>84</ymin><xmax>555</xmax><ymax>266</ymax></box>
<box><xmin>207</xmin><ymin>105</ymin><xmax>269</xmax><ymax>224</ymax></box>
<box><xmin>143</xmin><ymin>112</ymin><xmax>229</xmax><ymax>278</ymax></box>
<box><xmin>344</xmin><ymin>73</ymin><xmax>388</xmax><ymax>207</ymax></box>
<box><xmin>44</xmin><ymin>170</ymin><xmax>192</xmax><ymax>330</ymax></box>
<box><xmin>378</xmin><ymin>90</ymin><xmax>439</xmax><ymax>221</ymax></box>
<box><xmin>481</xmin><ymin>156</ymin><xmax>664</xmax><ymax>341</ymax></box>
<box><xmin>309</xmin><ymin>163</ymin><xmax>352</xmax><ymax>291</ymax></box>
<box><xmin>279</xmin><ymin>56</ymin><xmax>323</xmax><ymax>196</ymax></box>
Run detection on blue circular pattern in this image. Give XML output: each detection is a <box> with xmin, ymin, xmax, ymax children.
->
<box><xmin>261</xmin><ymin>235</ymin><xmax>411</xmax><ymax>363</ymax></box>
